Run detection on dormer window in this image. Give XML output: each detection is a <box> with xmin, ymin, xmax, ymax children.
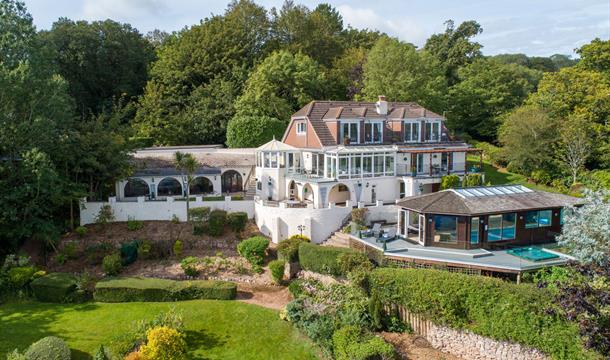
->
<box><xmin>364</xmin><ymin>121</ymin><xmax>383</xmax><ymax>144</ymax></box>
<box><xmin>404</xmin><ymin>121</ymin><xmax>420</xmax><ymax>142</ymax></box>
<box><xmin>340</xmin><ymin>121</ymin><xmax>359</xmax><ymax>144</ymax></box>
<box><xmin>424</xmin><ymin>120</ymin><xmax>441</xmax><ymax>142</ymax></box>
<box><xmin>296</xmin><ymin>122</ymin><xmax>307</xmax><ymax>135</ymax></box>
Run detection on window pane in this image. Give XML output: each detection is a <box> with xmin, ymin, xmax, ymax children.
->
<box><xmin>385</xmin><ymin>155</ymin><xmax>394</xmax><ymax>175</ymax></box>
<box><xmin>350</xmin><ymin>123</ymin><xmax>359</xmax><ymax>143</ymax></box>
<box><xmin>338</xmin><ymin>156</ymin><xmax>349</xmax><ymax>178</ymax></box>
<box><xmin>350</xmin><ymin>155</ymin><xmax>361</xmax><ymax>176</ymax></box>
<box><xmin>364</xmin><ymin>123</ymin><xmax>372</xmax><ymax>142</ymax></box>
<box><xmin>488</xmin><ymin>215</ymin><xmax>502</xmax><ymax>242</ymax></box>
<box><xmin>538</xmin><ymin>210</ymin><xmax>552</xmax><ymax>227</ymax></box>
<box><xmin>374</xmin><ymin>155</ymin><xmax>384</xmax><ymax>174</ymax></box>
<box><xmin>404</xmin><ymin>123</ymin><xmax>411</xmax><ymax>142</ymax></box>
<box><xmin>470</xmin><ymin>217</ymin><xmax>479</xmax><ymax>244</ymax></box>
<box><xmin>432</xmin><ymin>122</ymin><xmax>440</xmax><ymax>141</ymax></box>
<box><xmin>502</xmin><ymin>213</ymin><xmax>516</xmax><ymax>239</ymax></box>
<box><xmin>374</xmin><ymin>123</ymin><xmax>382</xmax><ymax>143</ymax></box>
<box><xmin>560</xmin><ymin>208</ymin><xmax>564</xmax><ymax>225</ymax></box>
<box><xmin>425</xmin><ymin>122</ymin><xmax>432</xmax><ymax>141</ymax></box>
<box><xmin>363</xmin><ymin>156</ymin><xmax>372</xmax><ymax>176</ymax></box>
<box><xmin>412</xmin><ymin>123</ymin><xmax>419</xmax><ymax>141</ymax></box>
<box><xmin>434</xmin><ymin>215</ymin><xmax>458</xmax><ymax>243</ymax></box>
<box><xmin>525</xmin><ymin>211</ymin><xmax>538</xmax><ymax>228</ymax></box>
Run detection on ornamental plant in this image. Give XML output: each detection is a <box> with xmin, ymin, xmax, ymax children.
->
<box><xmin>237</xmin><ymin>236</ymin><xmax>269</xmax><ymax>267</ymax></box>
<box><xmin>139</xmin><ymin>326</ymin><xmax>187</xmax><ymax>360</ymax></box>
<box><xmin>269</xmin><ymin>260</ymin><xmax>285</xmax><ymax>284</ymax></box>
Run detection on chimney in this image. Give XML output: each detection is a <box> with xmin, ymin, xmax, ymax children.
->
<box><xmin>375</xmin><ymin>95</ymin><xmax>388</xmax><ymax>115</ymax></box>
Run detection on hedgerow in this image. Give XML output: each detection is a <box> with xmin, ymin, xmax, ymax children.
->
<box><xmin>369</xmin><ymin>268</ymin><xmax>596</xmax><ymax>360</ymax></box>
<box><xmin>30</xmin><ymin>273</ymin><xmax>78</xmax><ymax>303</ymax></box>
<box><xmin>94</xmin><ymin>277</ymin><xmax>236</xmax><ymax>302</ymax></box>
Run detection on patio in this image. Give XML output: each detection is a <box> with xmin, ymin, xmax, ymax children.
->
<box><xmin>352</xmin><ymin>225</ymin><xmax>573</xmax><ymax>273</ymax></box>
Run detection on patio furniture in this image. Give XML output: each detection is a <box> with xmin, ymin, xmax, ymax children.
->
<box><xmin>379</xmin><ymin>228</ymin><xmax>396</xmax><ymax>243</ymax></box>
<box><xmin>362</xmin><ymin>223</ymin><xmax>381</xmax><ymax>239</ymax></box>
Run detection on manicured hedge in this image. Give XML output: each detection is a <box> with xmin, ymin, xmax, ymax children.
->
<box><xmin>30</xmin><ymin>273</ymin><xmax>78</xmax><ymax>303</ymax></box>
<box><xmin>369</xmin><ymin>268</ymin><xmax>595</xmax><ymax>360</ymax></box>
<box><xmin>298</xmin><ymin>242</ymin><xmax>356</xmax><ymax>276</ymax></box>
<box><xmin>94</xmin><ymin>277</ymin><xmax>236</xmax><ymax>302</ymax></box>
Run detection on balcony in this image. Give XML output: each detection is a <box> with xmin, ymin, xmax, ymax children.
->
<box><xmin>397</xmin><ymin>162</ymin><xmax>482</xmax><ymax>178</ymax></box>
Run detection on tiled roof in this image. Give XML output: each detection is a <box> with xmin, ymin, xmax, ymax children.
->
<box><xmin>397</xmin><ymin>187</ymin><xmax>583</xmax><ymax>215</ymax></box>
<box><xmin>293</xmin><ymin>101</ymin><xmax>444</xmax><ymax>146</ymax></box>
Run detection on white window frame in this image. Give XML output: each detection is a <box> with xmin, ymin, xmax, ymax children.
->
<box><xmin>424</xmin><ymin>120</ymin><xmax>441</xmax><ymax>142</ymax></box>
<box><xmin>340</xmin><ymin>120</ymin><xmax>360</xmax><ymax>144</ymax></box>
<box><xmin>404</xmin><ymin>121</ymin><xmax>420</xmax><ymax>143</ymax></box>
<box><xmin>364</xmin><ymin>121</ymin><xmax>383</xmax><ymax>144</ymax></box>
<box><xmin>296</xmin><ymin>122</ymin><xmax>307</xmax><ymax>135</ymax></box>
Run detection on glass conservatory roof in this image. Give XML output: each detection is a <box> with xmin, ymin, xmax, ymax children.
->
<box><xmin>324</xmin><ymin>145</ymin><xmax>398</xmax><ymax>154</ymax></box>
<box><xmin>453</xmin><ymin>185</ymin><xmax>533</xmax><ymax>198</ymax></box>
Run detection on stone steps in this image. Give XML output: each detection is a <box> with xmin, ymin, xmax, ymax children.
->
<box><xmin>322</xmin><ymin>231</ymin><xmax>351</xmax><ymax>248</ymax></box>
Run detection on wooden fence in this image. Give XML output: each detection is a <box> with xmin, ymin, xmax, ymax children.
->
<box><xmin>383</xmin><ymin>303</ymin><xmax>434</xmax><ymax>338</ymax></box>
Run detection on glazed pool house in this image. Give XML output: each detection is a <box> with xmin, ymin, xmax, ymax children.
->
<box><xmin>396</xmin><ymin>185</ymin><xmax>581</xmax><ymax>250</ymax></box>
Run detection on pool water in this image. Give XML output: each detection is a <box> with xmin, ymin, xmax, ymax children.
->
<box><xmin>507</xmin><ymin>247</ymin><xmax>560</xmax><ymax>262</ymax></box>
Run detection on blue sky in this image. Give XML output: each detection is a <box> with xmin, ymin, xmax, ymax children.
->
<box><xmin>23</xmin><ymin>0</ymin><xmax>610</xmax><ymax>56</ymax></box>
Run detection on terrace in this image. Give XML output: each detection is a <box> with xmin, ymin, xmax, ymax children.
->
<box><xmin>350</xmin><ymin>226</ymin><xmax>573</xmax><ymax>278</ymax></box>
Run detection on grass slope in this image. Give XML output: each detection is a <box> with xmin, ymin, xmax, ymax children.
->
<box><xmin>0</xmin><ymin>300</ymin><xmax>319</xmax><ymax>360</ymax></box>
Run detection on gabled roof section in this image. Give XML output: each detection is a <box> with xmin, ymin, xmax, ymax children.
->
<box><xmin>291</xmin><ymin>100</ymin><xmax>444</xmax><ymax>146</ymax></box>
<box><xmin>257</xmin><ymin>138</ymin><xmax>297</xmax><ymax>151</ymax></box>
<box><xmin>397</xmin><ymin>186</ymin><xmax>583</xmax><ymax>216</ymax></box>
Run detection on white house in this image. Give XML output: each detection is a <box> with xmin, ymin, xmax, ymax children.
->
<box><xmin>80</xmin><ymin>97</ymin><xmax>484</xmax><ymax>244</ymax></box>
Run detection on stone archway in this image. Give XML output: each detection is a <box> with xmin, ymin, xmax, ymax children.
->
<box><xmin>328</xmin><ymin>183</ymin><xmax>351</xmax><ymax>206</ymax></box>
<box><xmin>221</xmin><ymin>170</ymin><xmax>243</xmax><ymax>193</ymax></box>
<box><xmin>288</xmin><ymin>180</ymin><xmax>299</xmax><ymax>200</ymax></box>
<box><xmin>190</xmin><ymin>176</ymin><xmax>214</xmax><ymax>195</ymax></box>
<box><xmin>302</xmin><ymin>183</ymin><xmax>314</xmax><ymax>203</ymax></box>
<box><xmin>158</xmin><ymin>177</ymin><xmax>182</xmax><ymax>196</ymax></box>
<box><xmin>124</xmin><ymin>178</ymin><xmax>149</xmax><ymax>198</ymax></box>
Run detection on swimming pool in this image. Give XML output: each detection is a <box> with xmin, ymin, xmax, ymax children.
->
<box><xmin>507</xmin><ymin>247</ymin><xmax>560</xmax><ymax>262</ymax></box>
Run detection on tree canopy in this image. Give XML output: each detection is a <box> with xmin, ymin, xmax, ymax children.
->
<box><xmin>226</xmin><ymin>115</ymin><xmax>286</xmax><ymax>148</ymax></box>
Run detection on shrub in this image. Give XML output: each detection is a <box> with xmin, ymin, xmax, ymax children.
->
<box><xmin>102</xmin><ymin>253</ymin><xmax>123</xmax><ymax>276</ymax></box>
<box><xmin>94</xmin><ymin>345</ymin><xmax>108</xmax><ymax>360</ymax></box>
<box><xmin>332</xmin><ymin>326</ymin><xmax>396</xmax><ymax>360</ymax></box>
<box><xmin>227</xmin><ymin>212</ymin><xmax>248</xmax><ymax>233</ymax></box>
<box><xmin>138</xmin><ymin>240</ymin><xmax>152</xmax><ymax>259</ymax></box>
<box><xmin>30</xmin><ymin>273</ymin><xmax>78</xmax><ymax>302</ymax></box>
<box><xmin>124</xmin><ymin>352</ymin><xmax>142</xmax><ymax>360</ymax></box>
<box><xmin>173</xmin><ymin>240</ymin><xmax>183</xmax><ymax>258</ymax></box>
<box><xmin>237</xmin><ymin>236</ymin><xmax>269</xmax><ymax>267</ymax></box>
<box><xmin>351</xmin><ymin>208</ymin><xmax>369</xmax><ymax>226</ymax></box>
<box><xmin>188</xmin><ymin>207</ymin><xmax>210</xmax><ymax>222</ymax></box>
<box><xmin>463</xmin><ymin>173</ymin><xmax>482</xmax><ymax>187</ymax></box>
<box><xmin>337</xmin><ymin>252</ymin><xmax>373</xmax><ymax>275</ymax></box>
<box><xmin>269</xmin><ymin>260</ymin><xmax>285</xmax><ymax>284</ymax></box>
<box><xmin>277</xmin><ymin>236</ymin><xmax>309</xmax><ymax>263</ymax></box>
<box><xmin>85</xmin><ymin>242</ymin><xmax>114</xmax><ymax>265</ymax></box>
<box><xmin>298</xmin><ymin>242</ymin><xmax>356</xmax><ymax>276</ymax></box>
<box><xmin>127</xmin><ymin>216</ymin><xmax>144</xmax><ymax>231</ymax></box>
<box><xmin>6</xmin><ymin>350</ymin><xmax>27</xmax><ymax>360</ymax></box>
<box><xmin>24</xmin><ymin>336</ymin><xmax>71</xmax><ymax>360</ymax></box>
<box><xmin>180</xmin><ymin>257</ymin><xmax>200</xmax><ymax>277</ymax></box>
<box><xmin>369</xmin><ymin>268</ymin><xmax>595</xmax><ymax>360</ymax></box>
<box><xmin>75</xmin><ymin>226</ymin><xmax>88</xmax><ymax>238</ymax></box>
<box><xmin>440</xmin><ymin>174</ymin><xmax>460</xmax><ymax>189</ymax></box>
<box><xmin>96</xmin><ymin>204</ymin><xmax>115</xmax><ymax>225</ymax></box>
<box><xmin>94</xmin><ymin>277</ymin><xmax>237</xmax><ymax>302</ymax></box>
<box><xmin>7</xmin><ymin>266</ymin><xmax>36</xmax><ymax>289</ymax></box>
<box><xmin>148</xmin><ymin>239</ymin><xmax>173</xmax><ymax>259</ymax></box>
<box><xmin>120</xmin><ymin>241</ymin><xmax>139</xmax><ymax>265</ymax></box>
<box><xmin>288</xmin><ymin>279</ymin><xmax>306</xmax><ymax>299</ymax></box>
<box><xmin>473</xmin><ymin>140</ymin><xmax>507</xmax><ymax>167</ymax></box>
<box><xmin>531</xmin><ymin>169</ymin><xmax>552</xmax><ymax>185</ymax></box>
<box><xmin>207</xmin><ymin>209</ymin><xmax>227</xmax><ymax>236</ymax></box>
<box><xmin>140</xmin><ymin>326</ymin><xmax>187</xmax><ymax>360</ymax></box>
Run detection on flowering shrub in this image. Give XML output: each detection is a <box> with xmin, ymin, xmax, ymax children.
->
<box><xmin>139</xmin><ymin>326</ymin><xmax>187</xmax><ymax>360</ymax></box>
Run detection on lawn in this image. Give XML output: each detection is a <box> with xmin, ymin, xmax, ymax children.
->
<box><xmin>0</xmin><ymin>300</ymin><xmax>320</xmax><ymax>360</ymax></box>
<box><xmin>468</xmin><ymin>155</ymin><xmax>563</xmax><ymax>193</ymax></box>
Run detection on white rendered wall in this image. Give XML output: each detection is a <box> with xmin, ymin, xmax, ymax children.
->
<box><xmin>80</xmin><ymin>197</ymin><xmax>255</xmax><ymax>225</ymax></box>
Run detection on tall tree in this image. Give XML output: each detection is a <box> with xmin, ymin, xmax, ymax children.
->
<box><xmin>41</xmin><ymin>18</ymin><xmax>155</xmax><ymax>117</ymax></box>
<box><xmin>424</xmin><ymin>20</ymin><xmax>483</xmax><ymax>85</ymax></box>
<box><xmin>0</xmin><ymin>0</ymin><xmax>36</xmax><ymax>69</ymax></box>
<box><xmin>362</xmin><ymin>37</ymin><xmax>447</xmax><ymax>112</ymax></box>
<box><xmin>234</xmin><ymin>50</ymin><xmax>325</xmax><ymax>121</ymax></box>
<box><xmin>447</xmin><ymin>58</ymin><xmax>542</xmax><ymax>141</ymax></box>
<box><xmin>327</xmin><ymin>46</ymin><xmax>367</xmax><ymax>100</ymax></box>
<box><xmin>576</xmin><ymin>38</ymin><xmax>610</xmax><ymax>76</ymax></box>
<box><xmin>557</xmin><ymin>114</ymin><xmax>592</xmax><ymax>184</ymax></box>
<box><xmin>134</xmin><ymin>0</ymin><xmax>270</xmax><ymax>145</ymax></box>
<box><xmin>498</xmin><ymin>106</ymin><xmax>557</xmax><ymax>175</ymax></box>
<box><xmin>269</xmin><ymin>1</ymin><xmax>344</xmax><ymax>67</ymax></box>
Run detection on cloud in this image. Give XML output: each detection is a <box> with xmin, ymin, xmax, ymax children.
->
<box><xmin>337</xmin><ymin>4</ymin><xmax>426</xmax><ymax>46</ymax></box>
<box><xmin>82</xmin><ymin>0</ymin><xmax>168</xmax><ymax>21</ymax></box>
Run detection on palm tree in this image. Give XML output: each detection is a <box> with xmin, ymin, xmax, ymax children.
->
<box><xmin>174</xmin><ymin>151</ymin><xmax>198</xmax><ymax>221</ymax></box>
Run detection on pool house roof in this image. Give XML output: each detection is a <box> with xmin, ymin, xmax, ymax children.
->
<box><xmin>396</xmin><ymin>185</ymin><xmax>583</xmax><ymax>216</ymax></box>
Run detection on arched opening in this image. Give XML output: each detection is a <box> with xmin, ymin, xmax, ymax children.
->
<box><xmin>157</xmin><ymin>177</ymin><xmax>182</xmax><ymax>196</ymax></box>
<box><xmin>124</xmin><ymin>178</ymin><xmax>149</xmax><ymax>198</ymax></box>
<box><xmin>221</xmin><ymin>170</ymin><xmax>243</xmax><ymax>193</ymax></box>
<box><xmin>328</xmin><ymin>183</ymin><xmax>351</xmax><ymax>206</ymax></box>
<box><xmin>302</xmin><ymin>183</ymin><xmax>314</xmax><ymax>203</ymax></box>
<box><xmin>190</xmin><ymin>176</ymin><xmax>213</xmax><ymax>195</ymax></box>
<box><xmin>288</xmin><ymin>180</ymin><xmax>298</xmax><ymax>200</ymax></box>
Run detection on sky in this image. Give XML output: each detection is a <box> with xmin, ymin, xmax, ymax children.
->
<box><xmin>22</xmin><ymin>0</ymin><xmax>610</xmax><ymax>57</ymax></box>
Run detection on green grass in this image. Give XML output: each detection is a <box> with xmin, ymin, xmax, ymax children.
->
<box><xmin>0</xmin><ymin>300</ymin><xmax>320</xmax><ymax>360</ymax></box>
<box><xmin>468</xmin><ymin>156</ymin><xmax>562</xmax><ymax>193</ymax></box>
